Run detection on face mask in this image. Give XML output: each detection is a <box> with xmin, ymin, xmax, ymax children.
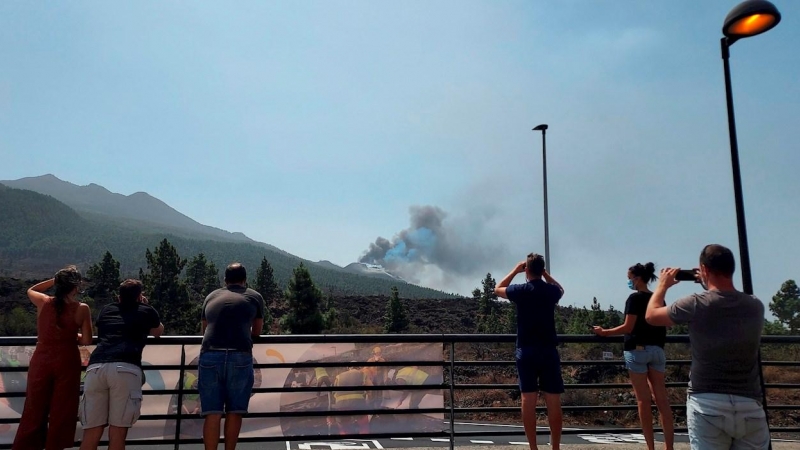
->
<box><xmin>627</xmin><ymin>279</ymin><xmax>635</xmax><ymax>290</ymax></box>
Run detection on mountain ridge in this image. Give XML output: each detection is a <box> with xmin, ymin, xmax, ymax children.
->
<box><xmin>0</xmin><ymin>180</ymin><xmax>458</xmax><ymax>299</ymax></box>
<box><xmin>0</xmin><ymin>174</ymin><xmax>256</xmax><ymax>245</ymax></box>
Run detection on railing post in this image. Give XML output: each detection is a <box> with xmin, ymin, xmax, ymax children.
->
<box><xmin>449</xmin><ymin>340</ymin><xmax>456</xmax><ymax>450</ymax></box>
<box><xmin>174</xmin><ymin>345</ymin><xmax>186</xmax><ymax>450</ymax></box>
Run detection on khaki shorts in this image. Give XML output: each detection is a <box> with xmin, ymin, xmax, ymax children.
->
<box><xmin>80</xmin><ymin>362</ymin><xmax>143</xmax><ymax>428</ymax></box>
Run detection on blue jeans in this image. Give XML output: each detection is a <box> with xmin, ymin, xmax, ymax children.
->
<box><xmin>198</xmin><ymin>350</ymin><xmax>254</xmax><ymax>416</ymax></box>
<box><xmin>623</xmin><ymin>346</ymin><xmax>666</xmax><ymax>373</ymax></box>
<box><xmin>687</xmin><ymin>393</ymin><xmax>769</xmax><ymax>450</ymax></box>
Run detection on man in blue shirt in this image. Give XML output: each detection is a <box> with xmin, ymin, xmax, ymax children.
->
<box><xmin>495</xmin><ymin>253</ymin><xmax>564</xmax><ymax>450</ymax></box>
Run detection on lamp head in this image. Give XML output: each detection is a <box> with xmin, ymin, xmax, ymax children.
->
<box><xmin>533</xmin><ymin>124</ymin><xmax>548</xmax><ymax>131</ymax></box>
<box><xmin>723</xmin><ymin>0</ymin><xmax>781</xmax><ymax>40</ymax></box>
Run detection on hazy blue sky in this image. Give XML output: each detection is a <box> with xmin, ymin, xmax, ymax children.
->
<box><xmin>2</xmin><ymin>1</ymin><xmax>798</xmax><ymax>312</ymax></box>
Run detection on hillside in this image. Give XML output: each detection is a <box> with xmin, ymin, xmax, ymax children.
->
<box><xmin>0</xmin><ymin>185</ymin><xmax>458</xmax><ymax>299</ymax></box>
<box><xmin>0</xmin><ymin>174</ymin><xmax>259</xmax><ymax>245</ymax></box>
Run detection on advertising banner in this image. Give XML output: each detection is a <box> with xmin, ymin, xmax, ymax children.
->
<box><xmin>0</xmin><ymin>342</ymin><xmax>443</xmax><ymax>444</ymax></box>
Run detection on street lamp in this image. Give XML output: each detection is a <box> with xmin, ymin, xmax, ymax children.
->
<box><xmin>720</xmin><ymin>0</ymin><xmax>781</xmax><ymax>296</ymax></box>
<box><xmin>720</xmin><ymin>2</ymin><xmax>781</xmax><ymax>447</ymax></box>
<box><xmin>532</xmin><ymin>124</ymin><xmax>550</xmax><ymax>273</ymax></box>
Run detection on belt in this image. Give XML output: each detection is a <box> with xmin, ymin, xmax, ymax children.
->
<box><xmin>635</xmin><ymin>345</ymin><xmax>646</xmax><ymax>350</ymax></box>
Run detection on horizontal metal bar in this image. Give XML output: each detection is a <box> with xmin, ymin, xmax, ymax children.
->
<box><xmin>454</xmin><ymin>382</ymin><xmax>690</xmax><ymax>390</ymax></box>
<box><xmin>0</xmin><ymin>407</ymin><xmax>451</xmax><ymax>424</ymax></box>
<box><xmin>0</xmin><ymin>334</ymin><xmax>797</xmax><ymax>347</ymax></box>
<box><xmin>451</xmin><ymin>360</ymin><xmax>692</xmax><ymax>367</ymax></box>
<box><xmin>453</xmin><ymin>405</ymin><xmax>689</xmax><ymax>413</ymax></box>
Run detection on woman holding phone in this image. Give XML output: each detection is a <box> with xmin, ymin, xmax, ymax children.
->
<box><xmin>592</xmin><ymin>262</ymin><xmax>674</xmax><ymax>450</ymax></box>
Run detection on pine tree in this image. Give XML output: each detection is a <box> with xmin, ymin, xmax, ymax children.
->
<box><xmin>322</xmin><ymin>290</ymin><xmax>338</xmax><ymax>331</ymax></box>
<box><xmin>384</xmin><ymin>286</ymin><xmax>410</xmax><ymax>333</ymax></box>
<box><xmin>763</xmin><ymin>319</ymin><xmax>788</xmax><ymax>336</ymax></box>
<box><xmin>86</xmin><ymin>251</ymin><xmax>121</xmax><ymax>313</ymax></box>
<box><xmin>566</xmin><ymin>306</ymin><xmax>592</xmax><ymax>334</ymax></box>
<box><xmin>770</xmin><ymin>280</ymin><xmax>800</xmax><ymax>333</ymax></box>
<box><xmin>504</xmin><ymin>303</ymin><xmax>517</xmax><ymax>334</ymax></box>
<box><xmin>253</xmin><ymin>257</ymin><xmax>278</xmax><ymax>333</ymax></box>
<box><xmin>479</xmin><ymin>273</ymin><xmax>497</xmax><ymax>315</ymax></box>
<box><xmin>281</xmin><ymin>263</ymin><xmax>324</xmax><ymax>334</ymax></box>
<box><xmin>185</xmin><ymin>253</ymin><xmax>219</xmax><ymax>299</ymax></box>
<box><xmin>590</xmin><ymin>297</ymin><xmax>606</xmax><ymax>327</ymax></box>
<box><xmin>141</xmin><ymin>239</ymin><xmax>196</xmax><ymax>335</ymax></box>
<box><xmin>605</xmin><ymin>305</ymin><xmax>623</xmax><ymax>328</ymax></box>
<box><xmin>476</xmin><ymin>273</ymin><xmax>499</xmax><ymax>333</ymax></box>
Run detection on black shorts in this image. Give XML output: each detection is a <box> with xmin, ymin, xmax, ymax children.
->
<box><xmin>515</xmin><ymin>346</ymin><xmax>564</xmax><ymax>394</ymax></box>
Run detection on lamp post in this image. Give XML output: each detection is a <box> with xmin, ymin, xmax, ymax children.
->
<box><xmin>720</xmin><ymin>1</ymin><xmax>781</xmax><ymax>446</ymax></box>
<box><xmin>721</xmin><ymin>0</ymin><xmax>781</xmax><ymax>296</ymax></box>
<box><xmin>532</xmin><ymin>124</ymin><xmax>550</xmax><ymax>273</ymax></box>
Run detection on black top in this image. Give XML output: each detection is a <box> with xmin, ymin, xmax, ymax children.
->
<box><xmin>506</xmin><ymin>279</ymin><xmax>563</xmax><ymax>348</ymax></box>
<box><xmin>623</xmin><ymin>291</ymin><xmax>667</xmax><ymax>350</ymax></box>
<box><xmin>201</xmin><ymin>285</ymin><xmax>265</xmax><ymax>352</ymax></box>
<box><xmin>89</xmin><ymin>303</ymin><xmax>161</xmax><ymax>367</ymax></box>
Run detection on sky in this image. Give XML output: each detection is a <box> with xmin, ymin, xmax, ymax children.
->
<box><xmin>1</xmin><ymin>1</ymin><xmax>798</xmax><ymax>314</ymax></box>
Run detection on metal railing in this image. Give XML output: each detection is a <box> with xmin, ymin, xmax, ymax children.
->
<box><xmin>0</xmin><ymin>334</ymin><xmax>798</xmax><ymax>449</ymax></box>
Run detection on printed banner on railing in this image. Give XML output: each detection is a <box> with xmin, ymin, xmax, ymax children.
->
<box><xmin>0</xmin><ymin>342</ymin><xmax>444</xmax><ymax>444</ymax></box>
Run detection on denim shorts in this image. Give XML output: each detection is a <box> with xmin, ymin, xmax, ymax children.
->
<box><xmin>623</xmin><ymin>346</ymin><xmax>666</xmax><ymax>374</ymax></box>
<box><xmin>515</xmin><ymin>346</ymin><xmax>564</xmax><ymax>394</ymax></box>
<box><xmin>687</xmin><ymin>393</ymin><xmax>769</xmax><ymax>450</ymax></box>
<box><xmin>198</xmin><ymin>350</ymin><xmax>254</xmax><ymax>416</ymax></box>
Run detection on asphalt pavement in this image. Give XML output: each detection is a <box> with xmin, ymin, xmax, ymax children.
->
<box><xmin>121</xmin><ymin>421</ymin><xmax>690</xmax><ymax>450</ymax></box>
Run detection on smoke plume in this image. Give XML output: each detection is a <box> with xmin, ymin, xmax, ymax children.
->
<box><xmin>359</xmin><ymin>205</ymin><xmax>509</xmax><ymax>289</ymax></box>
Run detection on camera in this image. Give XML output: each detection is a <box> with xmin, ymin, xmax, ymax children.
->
<box><xmin>675</xmin><ymin>269</ymin><xmax>699</xmax><ymax>282</ymax></box>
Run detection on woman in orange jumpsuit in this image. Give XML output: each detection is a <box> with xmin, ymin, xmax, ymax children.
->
<box><xmin>13</xmin><ymin>266</ymin><xmax>93</xmax><ymax>450</ymax></box>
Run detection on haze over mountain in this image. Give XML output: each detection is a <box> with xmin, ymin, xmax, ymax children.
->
<box><xmin>0</xmin><ymin>176</ymin><xmax>456</xmax><ymax>299</ymax></box>
<box><xmin>1</xmin><ymin>174</ymin><xmax>259</xmax><ymax>246</ymax></box>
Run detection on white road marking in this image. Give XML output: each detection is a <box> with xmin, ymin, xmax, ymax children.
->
<box><xmin>444</xmin><ymin>421</ymin><xmax>579</xmax><ymax>431</ymax></box>
<box><xmin>430</xmin><ymin>438</ymin><xmax>451</xmax><ymax>442</ymax></box>
<box><xmin>298</xmin><ymin>443</ymin><xmax>371</xmax><ymax>450</ymax></box>
<box><xmin>390</xmin><ymin>438</ymin><xmax>414</xmax><ymax>441</ymax></box>
<box><xmin>370</xmin><ymin>439</ymin><xmax>384</xmax><ymax>449</ymax></box>
<box><xmin>286</xmin><ymin>441</ymin><xmax>291</xmax><ymax>450</ymax></box>
<box><xmin>509</xmin><ymin>442</ymin><xmax>530</xmax><ymax>445</ymax></box>
<box><xmin>577</xmin><ymin>433</ymin><xmax>647</xmax><ymax>445</ymax></box>
<box><xmin>470</xmin><ymin>440</ymin><xmax>494</xmax><ymax>444</ymax></box>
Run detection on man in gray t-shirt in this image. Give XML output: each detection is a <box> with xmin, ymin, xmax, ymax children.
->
<box><xmin>198</xmin><ymin>263</ymin><xmax>265</xmax><ymax>450</ymax></box>
<box><xmin>645</xmin><ymin>244</ymin><xmax>769</xmax><ymax>450</ymax></box>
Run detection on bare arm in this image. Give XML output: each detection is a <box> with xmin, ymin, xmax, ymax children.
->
<box><xmin>593</xmin><ymin>314</ymin><xmax>636</xmax><ymax>337</ymax></box>
<box><xmin>494</xmin><ymin>261</ymin><xmax>526</xmax><ymax>299</ymax></box>
<box><xmin>251</xmin><ymin>318</ymin><xmax>264</xmax><ymax>338</ymax></box>
<box><xmin>27</xmin><ymin>278</ymin><xmax>55</xmax><ymax>308</ymax></box>
<box><xmin>150</xmin><ymin>323</ymin><xmax>165</xmax><ymax>338</ymax></box>
<box><xmin>77</xmin><ymin>303</ymin><xmax>94</xmax><ymax>345</ymax></box>
<box><xmin>646</xmin><ymin>268</ymin><xmax>678</xmax><ymax>327</ymax></box>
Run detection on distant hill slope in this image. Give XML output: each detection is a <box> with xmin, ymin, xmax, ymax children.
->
<box><xmin>0</xmin><ymin>174</ymin><xmax>258</xmax><ymax>245</ymax></box>
<box><xmin>0</xmin><ymin>185</ymin><xmax>458</xmax><ymax>299</ymax></box>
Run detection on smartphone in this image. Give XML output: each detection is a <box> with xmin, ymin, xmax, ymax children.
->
<box><xmin>675</xmin><ymin>269</ymin><xmax>698</xmax><ymax>282</ymax></box>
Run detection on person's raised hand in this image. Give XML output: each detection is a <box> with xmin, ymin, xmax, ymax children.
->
<box><xmin>659</xmin><ymin>268</ymin><xmax>681</xmax><ymax>289</ymax></box>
